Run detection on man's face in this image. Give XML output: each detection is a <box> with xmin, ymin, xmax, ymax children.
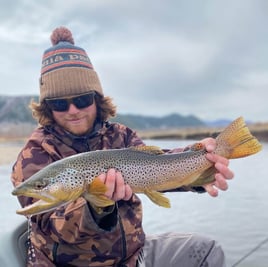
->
<box><xmin>52</xmin><ymin>101</ymin><xmax>97</xmax><ymax>135</ymax></box>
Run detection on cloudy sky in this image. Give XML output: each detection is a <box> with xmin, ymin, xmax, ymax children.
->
<box><xmin>1</xmin><ymin>0</ymin><xmax>267</xmax><ymax>122</ymax></box>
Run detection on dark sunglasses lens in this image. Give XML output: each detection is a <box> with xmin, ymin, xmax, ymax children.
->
<box><xmin>47</xmin><ymin>99</ymin><xmax>69</xmax><ymax>112</ymax></box>
<box><xmin>73</xmin><ymin>94</ymin><xmax>94</xmax><ymax>109</ymax></box>
<box><xmin>46</xmin><ymin>93</ymin><xmax>95</xmax><ymax>111</ymax></box>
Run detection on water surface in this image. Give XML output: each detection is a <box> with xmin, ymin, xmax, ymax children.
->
<box><xmin>1</xmin><ymin>140</ymin><xmax>267</xmax><ymax>266</ymax></box>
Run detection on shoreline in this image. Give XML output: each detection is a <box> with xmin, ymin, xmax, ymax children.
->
<box><xmin>138</xmin><ymin>125</ymin><xmax>268</xmax><ymax>142</ymax></box>
<box><xmin>0</xmin><ymin>141</ymin><xmax>24</xmax><ymax>166</ymax></box>
<box><xmin>1</xmin><ymin>122</ymin><xmax>267</xmax><ymax>165</ymax></box>
<box><xmin>0</xmin><ymin>120</ymin><xmax>268</xmax><ymax>166</ymax></box>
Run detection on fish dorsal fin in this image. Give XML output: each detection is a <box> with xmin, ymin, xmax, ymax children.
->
<box><xmin>130</xmin><ymin>146</ymin><xmax>164</xmax><ymax>155</ymax></box>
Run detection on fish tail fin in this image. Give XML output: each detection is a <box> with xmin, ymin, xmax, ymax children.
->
<box><xmin>144</xmin><ymin>189</ymin><xmax>171</xmax><ymax>208</ymax></box>
<box><xmin>216</xmin><ymin>117</ymin><xmax>262</xmax><ymax>159</ymax></box>
<box><xmin>83</xmin><ymin>177</ymin><xmax>114</xmax><ymax>208</ymax></box>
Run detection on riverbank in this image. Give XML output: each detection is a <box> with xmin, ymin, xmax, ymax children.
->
<box><xmin>138</xmin><ymin>122</ymin><xmax>268</xmax><ymax>142</ymax></box>
<box><xmin>1</xmin><ymin>122</ymin><xmax>267</xmax><ymax>165</ymax></box>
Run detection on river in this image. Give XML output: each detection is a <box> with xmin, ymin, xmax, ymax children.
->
<box><xmin>0</xmin><ymin>139</ymin><xmax>267</xmax><ymax>266</ymax></box>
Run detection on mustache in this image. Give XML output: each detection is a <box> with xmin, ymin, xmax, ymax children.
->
<box><xmin>65</xmin><ymin>115</ymin><xmax>84</xmax><ymax>120</ymax></box>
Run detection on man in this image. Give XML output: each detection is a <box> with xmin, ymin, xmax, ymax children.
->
<box><xmin>11</xmin><ymin>26</ymin><xmax>233</xmax><ymax>267</ymax></box>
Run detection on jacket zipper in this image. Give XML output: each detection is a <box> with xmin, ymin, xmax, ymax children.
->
<box><xmin>117</xmin><ymin>214</ymin><xmax>127</xmax><ymax>266</ymax></box>
<box><xmin>52</xmin><ymin>242</ymin><xmax>59</xmax><ymax>264</ymax></box>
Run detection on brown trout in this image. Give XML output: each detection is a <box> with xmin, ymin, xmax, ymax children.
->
<box><xmin>12</xmin><ymin>117</ymin><xmax>262</xmax><ymax>215</ymax></box>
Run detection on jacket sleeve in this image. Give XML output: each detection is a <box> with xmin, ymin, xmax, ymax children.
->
<box><xmin>11</xmin><ymin>137</ymin><xmax>56</xmax><ymax>208</ymax></box>
<box><xmin>11</xmin><ymin>134</ymin><xmax>119</xmax><ymax>245</ymax></box>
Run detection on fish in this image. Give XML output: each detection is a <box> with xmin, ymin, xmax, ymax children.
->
<box><xmin>12</xmin><ymin>116</ymin><xmax>262</xmax><ymax>216</ymax></box>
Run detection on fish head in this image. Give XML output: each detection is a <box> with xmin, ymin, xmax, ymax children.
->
<box><xmin>12</xmin><ymin>164</ymin><xmax>86</xmax><ymax>215</ymax></box>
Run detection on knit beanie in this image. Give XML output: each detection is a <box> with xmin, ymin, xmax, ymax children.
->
<box><xmin>39</xmin><ymin>26</ymin><xmax>103</xmax><ymax>101</ymax></box>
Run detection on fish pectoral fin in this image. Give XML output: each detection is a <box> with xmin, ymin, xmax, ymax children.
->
<box><xmin>83</xmin><ymin>177</ymin><xmax>115</xmax><ymax>209</ymax></box>
<box><xmin>83</xmin><ymin>192</ymin><xmax>115</xmax><ymax>208</ymax></box>
<box><xmin>87</xmin><ymin>177</ymin><xmax>108</xmax><ymax>194</ymax></box>
<box><xmin>144</xmin><ymin>189</ymin><xmax>171</xmax><ymax>208</ymax></box>
<box><xmin>189</xmin><ymin>167</ymin><xmax>216</xmax><ymax>187</ymax></box>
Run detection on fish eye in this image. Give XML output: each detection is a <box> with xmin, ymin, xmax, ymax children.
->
<box><xmin>34</xmin><ymin>181</ymin><xmax>47</xmax><ymax>190</ymax></box>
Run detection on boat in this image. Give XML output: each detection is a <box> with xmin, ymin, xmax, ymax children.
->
<box><xmin>0</xmin><ymin>219</ymin><xmax>27</xmax><ymax>266</ymax></box>
<box><xmin>0</xmin><ymin>166</ymin><xmax>28</xmax><ymax>266</ymax></box>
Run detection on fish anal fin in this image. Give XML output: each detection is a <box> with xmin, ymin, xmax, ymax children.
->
<box><xmin>130</xmin><ymin>146</ymin><xmax>164</xmax><ymax>155</ymax></box>
<box><xmin>144</xmin><ymin>189</ymin><xmax>170</xmax><ymax>208</ymax></box>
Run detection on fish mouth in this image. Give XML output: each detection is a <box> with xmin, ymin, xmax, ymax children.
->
<box><xmin>16</xmin><ymin>199</ymin><xmax>66</xmax><ymax>216</ymax></box>
<box><xmin>13</xmin><ymin>188</ymin><xmax>62</xmax><ymax>216</ymax></box>
<box><xmin>13</xmin><ymin>185</ymin><xmax>86</xmax><ymax>216</ymax></box>
<box><xmin>12</xmin><ymin>187</ymin><xmax>58</xmax><ymax>203</ymax></box>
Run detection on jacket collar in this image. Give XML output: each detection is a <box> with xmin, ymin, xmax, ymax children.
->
<box><xmin>44</xmin><ymin>120</ymin><xmax>110</xmax><ymax>153</ymax></box>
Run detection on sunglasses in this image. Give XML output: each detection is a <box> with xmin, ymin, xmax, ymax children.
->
<box><xmin>45</xmin><ymin>92</ymin><xmax>96</xmax><ymax>112</ymax></box>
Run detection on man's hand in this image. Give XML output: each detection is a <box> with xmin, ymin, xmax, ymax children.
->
<box><xmin>202</xmin><ymin>138</ymin><xmax>234</xmax><ymax>197</ymax></box>
<box><xmin>98</xmin><ymin>169</ymin><xmax>133</xmax><ymax>201</ymax></box>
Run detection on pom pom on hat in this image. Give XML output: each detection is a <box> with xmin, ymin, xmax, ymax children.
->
<box><xmin>39</xmin><ymin>26</ymin><xmax>103</xmax><ymax>101</ymax></box>
<box><xmin>50</xmin><ymin>27</ymin><xmax>74</xmax><ymax>45</ymax></box>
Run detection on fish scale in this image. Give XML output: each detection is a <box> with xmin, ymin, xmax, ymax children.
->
<box><xmin>12</xmin><ymin>117</ymin><xmax>262</xmax><ymax>215</ymax></box>
<box><xmin>61</xmin><ymin>148</ymin><xmax>209</xmax><ymax>190</ymax></box>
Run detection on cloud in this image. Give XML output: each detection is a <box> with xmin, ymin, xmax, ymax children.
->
<box><xmin>0</xmin><ymin>0</ymin><xmax>267</xmax><ymax>121</ymax></box>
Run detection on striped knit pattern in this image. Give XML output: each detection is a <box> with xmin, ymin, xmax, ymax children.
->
<box><xmin>42</xmin><ymin>45</ymin><xmax>93</xmax><ymax>75</ymax></box>
<box><xmin>39</xmin><ymin>29</ymin><xmax>103</xmax><ymax>101</ymax></box>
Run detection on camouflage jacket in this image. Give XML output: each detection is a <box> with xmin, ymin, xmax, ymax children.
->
<box><xmin>11</xmin><ymin>121</ymin><xmax>146</xmax><ymax>267</ymax></box>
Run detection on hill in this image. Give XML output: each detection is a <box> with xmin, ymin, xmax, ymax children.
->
<box><xmin>1</xmin><ymin>95</ymin><xmax>267</xmax><ymax>142</ymax></box>
<box><xmin>0</xmin><ymin>95</ymin><xmax>204</xmax><ymax>129</ymax></box>
<box><xmin>0</xmin><ymin>95</ymin><xmax>38</xmax><ymax>123</ymax></box>
<box><xmin>111</xmin><ymin>113</ymin><xmax>205</xmax><ymax>130</ymax></box>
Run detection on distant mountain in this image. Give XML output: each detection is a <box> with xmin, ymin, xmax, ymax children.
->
<box><xmin>111</xmin><ymin>113</ymin><xmax>205</xmax><ymax>129</ymax></box>
<box><xmin>0</xmin><ymin>95</ymin><xmax>205</xmax><ymax>129</ymax></box>
<box><xmin>205</xmin><ymin>119</ymin><xmax>232</xmax><ymax>127</ymax></box>
<box><xmin>0</xmin><ymin>95</ymin><xmax>37</xmax><ymax>123</ymax></box>
<box><xmin>1</xmin><ymin>95</ymin><xmax>267</xmax><ymax>142</ymax></box>
<box><xmin>205</xmin><ymin>119</ymin><xmax>254</xmax><ymax>127</ymax></box>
